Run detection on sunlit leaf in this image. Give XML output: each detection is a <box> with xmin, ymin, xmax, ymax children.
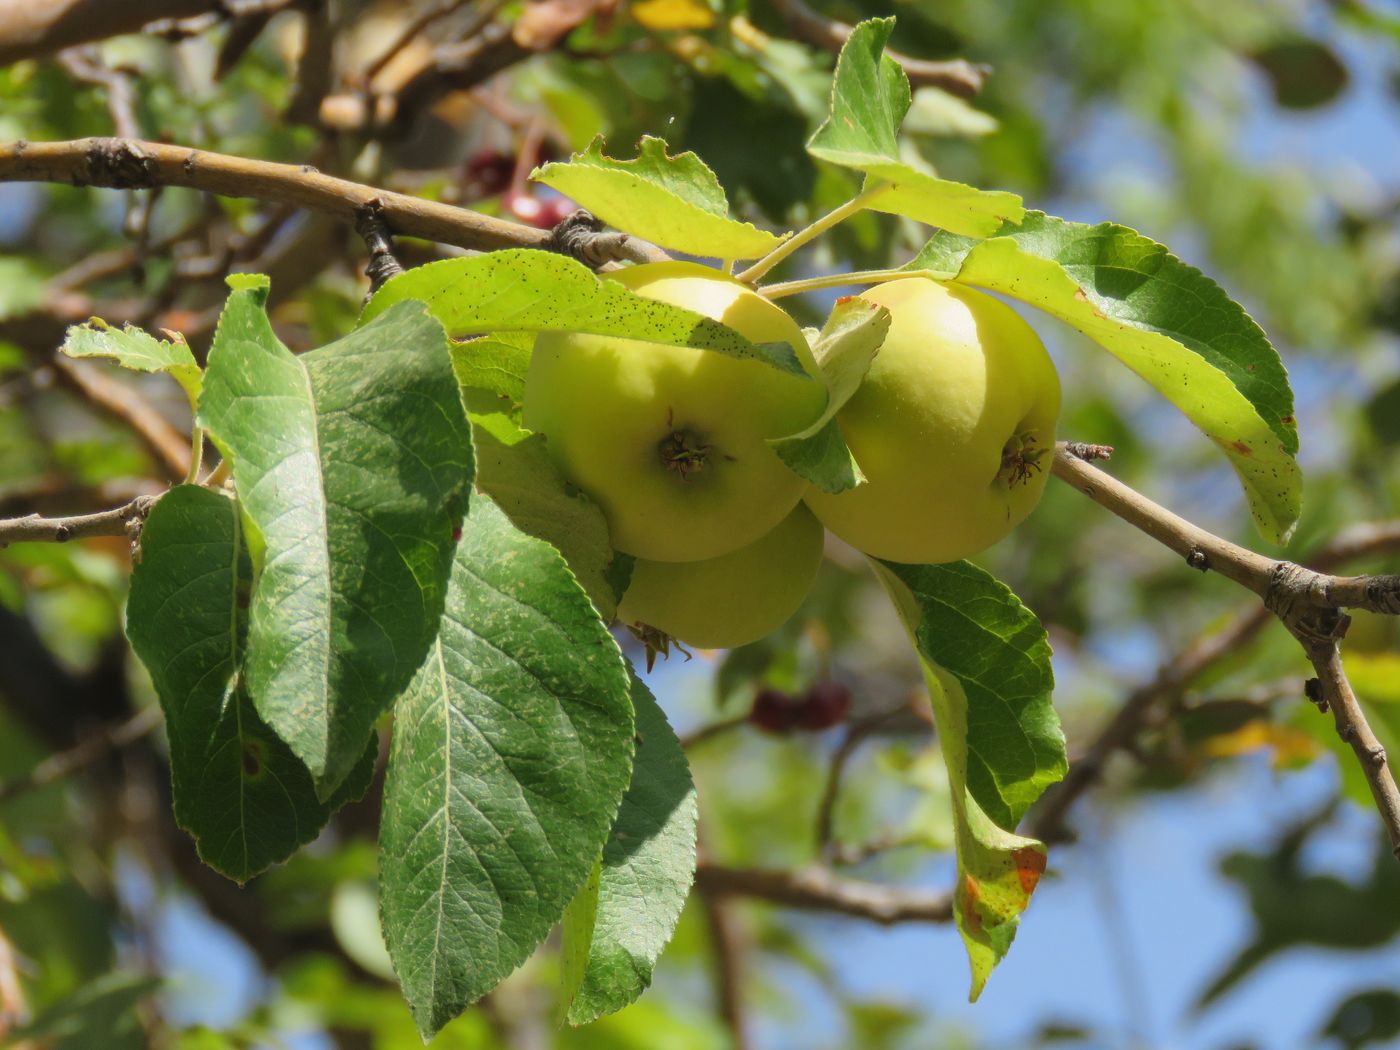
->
<box><xmin>807</xmin><ymin>19</ymin><xmax>1022</xmax><ymax>237</ymax></box>
<box><xmin>361</xmin><ymin>249</ymin><xmax>805</xmax><ymax>375</ymax></box>
<box><xmin>532</xmin><ymin>136</ymin><xmax>785</xmax><ymax>259</ymax></box>
<box><xmin>911</xmin><ymin>212</ymin><xmax>1302</xmax><ymax>543</ymax></box>
<box><xmin>875</xmin><ymin>559</ymin><xmax>1064</xmax><ymax>998</ymax></box>
<box><xmin>60</xmin><ymin>318</ymin><xmax>201</xmax><ymax>404</ymax></box>
<box><xmin>769</xmin><ymin>295</ymin><xmax>889</xmax><ymax>493</ymax></box>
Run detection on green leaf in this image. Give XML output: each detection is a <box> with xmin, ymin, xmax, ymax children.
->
<box><xmin>469</xmin><ymin>406</ymin><xmax>630</xmax><ymax>620</ymax></box>
<box><xmin>807</xmin><ymin>19</ymin><xmax>1022</xmax><ymax>237</ymax></box>
<box><xmin>531</xmin><ymin>136</ymin><xmax>788</xmax><ymax>260</ymax></box>
<box><xmin>560</xmin><ymin>675</ymin><xmax>698</xmax><ymax>1026</ymax></box>
<box><xmin>768</xmin><ymin>296</ymin><xmax>890</xmax><ymax>493</ymax></box>
<box><xmin>198</xmin><ymin>277</ymin><xmax>473</xmax><ymax>797</ymax></box>
<box><xmin>126</xmin><ymin>485</ymin><xmax>375</xmax><ymax>882</ymax></box>
<box><xmin>59</xmin><ymin>318</ymin><xmax>202</xmax><ymax>405</ymax></box>
<box><xmin>9</xmin><ymin>972</ymin><xmax>160</xmax><ymax>1049</ymax></box>
<box><xmin>0</xmin><ymin>256</ymin><xmax>47</xmax><ymax>322</ymax></box>
<box><xmin>450</xmin><ymin>331</ymin><xmax>535</xmax><ymax>410</ymax></box>
<box><xmin>360</xmin><ymin>249</ymin><xmax>806</xmax><ymax>376</ymax></box>
<box><xmin>910</xmin><ymin>212</ymin><xmax>1302</xmax><ymax>542</ymax></box>
<box><xmin>378</xmin><ymin>495</ymin><xmax>634</xmax><ymax>1040</ymax></box>
<box><xmin>874</xmin><ymin>559</ymin><xmax>1065</xmax><ymax>999</ymax></box>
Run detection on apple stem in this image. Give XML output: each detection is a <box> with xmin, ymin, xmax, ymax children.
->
<box><xmin>757</xmin><ymin>266</ymin><xmax>954</xmax><ymax>300</ymax></box>
<box><xmin>736</xmin><ymin>183</ymin><xmax>895</xmax><ymax>285</ymax></box>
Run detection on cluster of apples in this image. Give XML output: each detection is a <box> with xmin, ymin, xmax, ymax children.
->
<box><xmin>523</xmin><ymin>262</ymin><xmax>1060</xmax><ymax>651</ymax></box>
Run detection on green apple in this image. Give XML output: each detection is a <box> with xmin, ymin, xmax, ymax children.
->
<box><xmin>523</xmin><ymin>261</ymin><xmax>825</xmax><ymax>562</ymax></box>
<box><xmin>616</xmin><ymin>503</ymin><xmax>824</xmax><ymax>649</ymax></box>
<box><xmin>805</xmin><ymin>278</ymin><xmax>1060</xmax><ymax>564</ymax></box>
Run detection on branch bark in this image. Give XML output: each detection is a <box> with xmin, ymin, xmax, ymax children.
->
<box><xmin>0</xmin><ymin>138</ymin><xmax>550</xmax><ymax>254</ymax></box>
<box><xmin>1046</xmin><ymin>443</ymin><xmax>1400</xmax><ymax>858</ymax></box>
<box><xmin>0</xmin><ymin>493</ymin><xmax>156</xmax><ymax>547</ymax></box>
<box><xmin>0</xmin><ymin>0</ymin><xmax>219</xmax><ymax>65</ymax></box>
<box><xmin>695</xmin><ymin>863</ymin><xmax>953</xmax><ymax>924</ymax></box>
<box><xmin>764</xmin><ymin>0</ymin><xmax>990</xmax><ymax>98</ymax></box>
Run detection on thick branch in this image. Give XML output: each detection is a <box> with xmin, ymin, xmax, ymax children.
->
<box><xmin>1051</xmin><ymin>445</ymin><xmax>1400</xmax><ymax>614</ymax></box>
<box><xmin>0</xmin><ymin>0</ymin><xmax>218</xmax><ymax>65</ymax></box>
<box><xmin>0</xmin><ymin>494</ymin><xmax>156</xmax><ymax>546</ymax></box>
<box><xmin>695</xmin><ymin>864</ymin><xmax>953</xmax><ymax>924</ymax></box>
<box><xmin>0</xmin><ymin>138</ymin><xmax>550</xmax><ymax>254</ymax></box>
<box><xmin>1049</xmin><ymin>442</ymin><xmax>1400</xmax><ymax>857</ymax></box>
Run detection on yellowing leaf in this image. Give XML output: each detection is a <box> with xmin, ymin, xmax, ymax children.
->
<box><xmin>632</xmin><ymin>0</ymin><xmax>714</xmax><ymax>31</ymax></box>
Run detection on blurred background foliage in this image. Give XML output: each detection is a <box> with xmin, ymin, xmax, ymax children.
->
<box><xmin>0</xmin><ymin>0</ymin><xmax>1398</xmax><ymax>1047</ymax></box>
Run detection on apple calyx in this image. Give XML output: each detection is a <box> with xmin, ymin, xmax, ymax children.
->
<box><xmin>996</xmin><ymin>429</ymin><xmax>1049</xmax><ymax>488</ymax></box>
<box><xmin>659</xmin><ymin>425</ymin><xmax>712</xmax><ymax>480</ymax></box>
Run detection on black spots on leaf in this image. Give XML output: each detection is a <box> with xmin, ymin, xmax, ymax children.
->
<box><xmin>241</xmin><ymin>739</ymin><xmax>266</xmax><ymax>778</ymax></box>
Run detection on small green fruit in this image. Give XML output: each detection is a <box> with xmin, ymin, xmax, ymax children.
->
<box><xmin>805</xmin><ymin>278</ymin><xmax>1060</xmax><ymax>564</ymax></box>
<box><xmin>523</xmin><ymin>261</ymin><xmax>825</xmax><ymax>562</ymax></box>
<box><xmin>616</xmin><ymin>503</ymin><xmax>824</xmax><ymax>649</ymax></box>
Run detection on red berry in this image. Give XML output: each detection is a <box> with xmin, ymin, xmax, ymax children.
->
<box><xmin>794</xmin><ymin>680</ymin><xmax>852</xmax><ymax>730</ymax></box>
<box><xmin>748</xmin><ymin>687</ymin><xmax>800</xmax><ymax>734</ymax></box>
<box><xmin>463</xmin><ymin>149</ymin><xmax>513</xmax><ymax>197</ymax></box>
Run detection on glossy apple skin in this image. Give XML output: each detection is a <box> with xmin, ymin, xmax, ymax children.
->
<box><xmin>524</xmin><ymin>261</ymin><xmax>825</xmax><ymax>562</ymax></box>
<box><xmin>615</xmin><ymin>503</ymin><xmax>824</xmax><ymax>649</ymax></box>
<box><xmin>804</xmin><ymin>278</ymin><xmax>1060</xmax><ymax>564</ymax></box>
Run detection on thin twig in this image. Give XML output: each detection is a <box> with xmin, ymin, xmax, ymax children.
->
<box><xmin>760</xmin><ymin>0</ymin><xmax>990</xmax><ymax>98</ymax></box>
<box><xmin>679</xmin><ymin>714</ymin><xmax>748</xmax><ymax>750</ymax></box>
<box><xmin>0</xmin><ymin>704</ymin><xmax>163</xmax><ymax>803</ymax></box>
<box><xmin>1031</xmin><ymin>604</ymin><xmax>1271</xmax><ymax>843</ymax></box>
<box><xmin>57</xmin><ymin>48</ymin><xmax>142</xmax><ymax>140</ymax></box>
<box><xmin>694</xmin><ymin>863</ymin><xmax>953</xmax><ymax>924</ymax></box>
<box><xmin>0</xmin><ymin>493</ymin><xmax>157</xmax><ymax>547</ymax></box>
<box><xmin>363</xmin><ymin>0</ymin><xmax>495</xmax><ymax>85</ymax></box>
<box><xmin>1291</xmin><ymin>615</ymin><xmax>1400</xmax><ymax>858</ymax></box>
<box><xmin>814</xmin><ymin>715</ymin><xmax>888</xmax><ymax>858</ymax></box>
<box><xmin>1046</xmin><ymin>442</ymin><xmax>1400</xmax><ymax>858</ymax></box>
<box><xmin>697</xmin><ymin>889</ymin><xmax>751</xmax><ymax>1050</ymax></box>
<box><xmin>53</xmin><ymin>358</ymin><xmax>192</xmax><ymax>482</ymax></box>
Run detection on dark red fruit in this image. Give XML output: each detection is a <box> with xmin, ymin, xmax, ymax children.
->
<box><xmin>748</xmin><ymin>687</ymin><xmax>800</xmax><ymax>734</ymax></box>
<box><xmin>463</xmin><ymin>149</ymin><xmax>514</xmax><ymax>198</ymax></box>
<box><xmin>503</xmin><ymin>191</ymin><xmax>575</xmax><ymax>230</ymax></box>
<box><xmin>794</xmin><ymin>680</ymin><xmax>852</xmax><ymax>730</ymax></box>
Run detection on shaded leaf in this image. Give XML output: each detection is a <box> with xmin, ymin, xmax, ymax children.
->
<box><xmin>127</xmin><ymin>485</ymin><xmax>375</xmax><ymax>882</ymax></box>
<box><xmin>769</xmin><ymin>295</ymin><xmax>889</xmax><ymax>493</ymax></box>
<box><xmin>560</xmin><ymin>675</ymin><xmax>697</xmax><ymax>1025</ymax></box>
<box><xmin>911</xmin><ymin>212</ymin><xmax>1301</xmax><ymax>543</ymax></box>
<box><xmin>450</xmin><ymin>331</ymin><xmax>535</xmax><ymax>410</ymax></box>
<box><xmin>1251</xmin><ymin>38</ymin><xmax>1349</xmax><ymax>110</ymax></box>
<box><xmin>469</xmin><ymin>406</ymin><xmax>630</xmax><ymax>619</ymax></box>
<box><xmin>874</xmin><ymin>559</ymin><xmax>1064</xmax><ymax>998</ymax></box>
<box><xmin>361</xmin><ymin>249</ymin><xmax>805</xmax><ymax>376</ymax></box>
<box><xmin>8</xmin><ymin>972</ymin><xmax>159</xmax><ymax>1050</ymax></box>
<box><xmin>807</xmin><ymin>19</ymin><xmax>1022</xmax><ymax>237</ymax></box>
<box><xmin>532</xmin><ymin>136</ymin><xmax>786</xmax><ymax>259</ymax></box>
<box><xmin>378</xmin><ymin>495</ymin><xmax>634</xmax><ymax>1039</ymax></box>
<box><xmin>199</xmin><ymin>276</ymin><xmax>473</xmax><ymax>796</ymax></box>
